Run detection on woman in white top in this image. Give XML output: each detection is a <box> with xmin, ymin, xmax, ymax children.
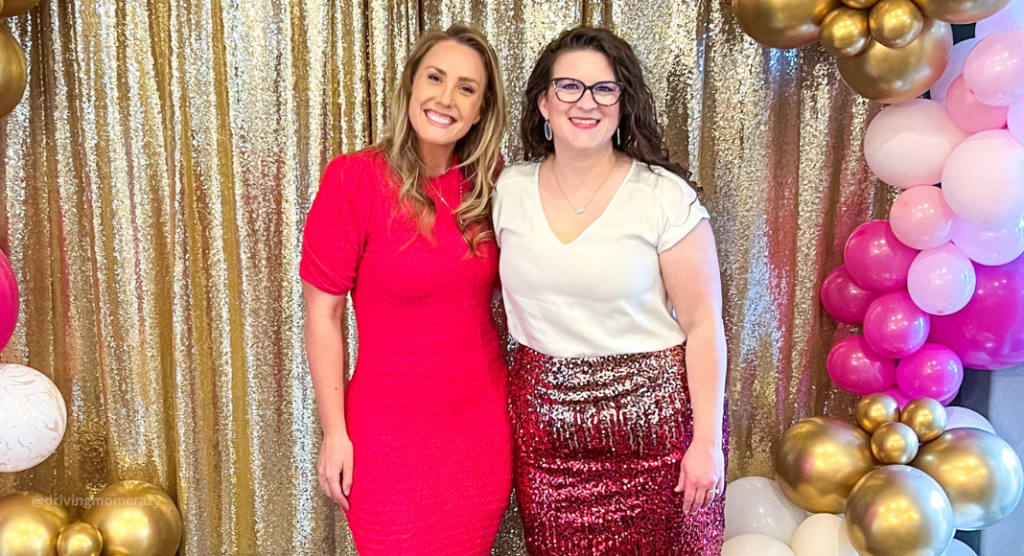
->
<box><xmin>493</xmin><ymin>27</ymin><xmax>729</xmax><ymax>555</ymax></box>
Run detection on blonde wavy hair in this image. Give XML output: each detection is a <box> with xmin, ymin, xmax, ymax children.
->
<box><xmin>378</xmin><ymin>25</ymin><xmax>507</xmax><ymax>255</ymax></box>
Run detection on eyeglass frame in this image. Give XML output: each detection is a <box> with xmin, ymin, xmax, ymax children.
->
<box><xmin>549</xmin><ymin>77</ymin><xmax>624</xmax><ymax>106</ymax></box>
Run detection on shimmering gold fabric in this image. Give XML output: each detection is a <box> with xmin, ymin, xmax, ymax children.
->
<box><xmin>0</xmin><ymin>0</ymin><xmax>893</xmax><ymax>554</ymax></box>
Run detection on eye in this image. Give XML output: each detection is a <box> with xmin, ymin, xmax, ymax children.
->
<box><xmin>560</xmin><ymin>82</ymin><xmax>581</xmax><ymax>91</ymax></box>
<box><xmin>460</xmin><ymin>85</ymin><xmax>476</xmax><ymax>94</ymax></box>
<box><xmin>594</xmin><ymin>84</ymin><xmax>617</xmax><ymax>93</ymax></box>
<box><xmin>427</xmin><ymin>73</ymin><xmax>442</xmax><ymax>83</ymax></box>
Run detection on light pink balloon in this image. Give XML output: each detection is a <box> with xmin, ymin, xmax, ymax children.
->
<box><xmin>939</xmin><ymin>390</ymin><xmax>958</xmax><ymax>405</ymax></box>
<box><xmin>896</xmin><ymin>343</ymin><xmax>964</xmax><ymax>401</ymax></box>
<box><xmin>1009</xmin><ymin>100</ymin><xmax>1024</xmax><ymax>144</ymax></box>
<box><xmin>864</xmin><ymin>100</ymin><xmax>969</xmax><ymax>188</ymax></box>
<box><xmin>976</xmin><ymin>0</ymin><xmax>1024</xmax><ymax>40</ymax></box>
<box><xmin>964</xmin><ymin>30</ymin><xmax>1024</xmax><ymax>107</ymax></box>
<box><xmin>947</xmin><ymin>76</ymin><xmax>1010</xmax><ymax>133</ymax></box>
<box><xmin>931</xmin><ymin>39</ymin><xmax>979</xmax><ymax>104</ymax></box>
<box><xmin>951</xmin><ymin>218</ymin><xmax>1024</xmax><ymax>265</ymax></box>
<box><xmin>907</xmin><ymin>243</ymin><xmax>977</xmax><ymax>315</ymax></box>
<box><xmin>889</xmin><ymin>186</ymin><xmax>958</xmax><ymax>250</ymax></box>
<box><xmin>941</xmin><ymin>130</ymin><xmax>1024</xmax><ymax>229</ymax></box>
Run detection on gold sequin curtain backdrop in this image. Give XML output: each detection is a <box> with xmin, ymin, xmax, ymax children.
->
<box><xmin>0</xmin><ymin>0</ymin><xmax>894</xmax><ymax>554</ymax></box>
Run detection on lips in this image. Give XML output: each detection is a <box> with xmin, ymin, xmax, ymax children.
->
<box><xmin>425</xmin><ymin>109</ymin><xmax>456</xmax><ymax>126</ymax></box>
<box><xmin>569</xmin><ymin>117</ymin><xmax>600</xmax><ymax>129</ymax></box>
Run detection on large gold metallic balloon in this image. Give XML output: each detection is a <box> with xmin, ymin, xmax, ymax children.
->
<box><xmin>56</xmin><ymin>523</ymin><xmax>102</xmax><ymax>556</ymax></box>
<box><xmin>775</xmin><ymin>416</ymin><xmax>878</xmax><ymax>513</ymax></box>
<box><xmin>900</xmin><ymin>398</ymin><xmax>947</xmax><ymax>442</ymax></box>
<box><xmin>0</xmin><ymin>0</ymin><xmax>39</xmax><ymax>18</ymax></box>
<box><xmin>837</xmin><ymin>18</ymin><xmax>952</xmax><ymax>103</ymax></box>
<box><xmin>912</xmin><ymin>428</ymin><xmax>1024</xmax><ymax>530</ymax></box>
<box><xmin>856</xmin><ymin>393</ymin><xmax>901</xmax><ymax>434</ymax></box>
<box><xmin>869</xmin><ymin>0</ymin><xmax>925</xmax><ymax>48</ymax></box>
<box><xmin>732</xmin><ymin>0</ymin><xmax>841</xmax><ymax>49</ymax></box>
<box><xmin>845</xmin><ymin>465</ymin><xmax>954</xmax><ymax>556</ymax></box>
<box><xmin>0</xmin><ymin>24</ymin><xmax>27</xmax><ymax>120</ymax></box>
<box><xmin>914</xmin><ymin>0</ymin><xmax>1012</xmax><ymax>24</ymax></box>
<box><xmin>870</xmin><ymin>421</ymin><xmax>920</xmax><ymax>464</ymax></box>
<box><xmin>821</xmin><ymin>7</ymin><xmax>872</xmax><ymax>57</ymax></box>
<box><xmin>843</xmin><ymin>0</ymin><xmax>880</xmax><ymax>8</ymax></box>
<box><xmin>0</xmin><ymin>492</ymin><xmax>70</xmax><ymax>556</ymax></box>
<box><xmin>83</xmin><ymin>481</ymin><xmax>180</xmax><ymax>556</ymax></box>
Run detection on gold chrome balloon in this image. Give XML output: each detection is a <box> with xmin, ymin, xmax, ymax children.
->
<box><xmin>83</xmin><ymin>481</ymin><xmax>181</xmax><ymax>556</ymax></box>
<box><xmin>0</xmin><ymin>0</ymin><xmax>39</xmax><ymax>18</ymax></box>
<box><xmin>733</xmin><ymin>0</ymin><xmax>842</xmax><ymax>49</ymax></box>
<box><xmin>0</xmin><ymin>24</ymin><xmax>27</xmax><ymax>120</ymax></box>
<box><xmin>856</xmin><ymin>393</ymin><xmax>901</xmax><ymax>434</ymax></box>
<box><xmin>870</xmin><ymin>421</ymin><xmax>920</xmax><ymax>464</ymax></box>
<box><xmin>914</xmin><ymin>0</ymin><xmax>1012</xmax><ymax>24</ymax></box>
<box><xmin>845</xmin><ymin>465</ymin><xmax>954</xmax><ymax>556</ymax></box>
<box><xmin>842</xmin><ymin>0</ymin><xmax>880</xmax><ymax>8</ymax></box>
<box><xmin>912</xmin><ymin>428</ymin><xmax>1024</xmax><ymax>530</ymax></box>
<box><xmin>56</xmin><ymin>523</ymin><xmax>102</xmax><ymax>556</ymax></box>
<box><xmin>869</xmin><ymin>0</ymin><xmax>924</xmax><ymax>48</ymax></box>
<box><xmin>821</xmin><ymin>7</ymin><xmax>872</xmax><ymax>57</ymax></box>
<box><xmin>900</xmin><ymin>398</ymin><xmax>947</xmax><ymax>442</ymax></box>
<box><xmin>837</xmin><ymin>18</ymin><xmax>952</xmax><ymax>103</ymax></box>
<box><xmin>0</xmin><ymin>492</ymin><xmax>70</xmax><ymax>556</ymax></box>
<box><xmin>774</xmin><ymin>416</ymin><xmax>878</xmax><ymax>513</ymax></box>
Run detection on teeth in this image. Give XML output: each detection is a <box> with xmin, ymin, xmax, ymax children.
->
<box><xmin>426</xmin><ymin>111</ymin><xmax>454</xmax><ymax>125</ymax></box>
<box><xmin>571</xmin><ymin>118</ymin><xmax>598</xmax><ymax>124</ymax></box>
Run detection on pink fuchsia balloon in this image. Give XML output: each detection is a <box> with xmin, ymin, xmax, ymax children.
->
<box><xmin>884</xmin><ymin>387</ymin><xmax>914</xmax><ymax>409</ymax></box>
<box><xmin>951</xmin><ymin>217</ymin><xmax>1024</xmax><ymax>266</ymax></box>
<box><xmin>930</xmin><ymin>38</ymin><xmax>979</xmax><ymax>104</ymax></box>
<box><xmin>896</xmin><ymin>343</ymin><xmax>965</xmax><ymax>400</ymax></box>
<box><xmin>844</xmin><ymin>221</ymin><xmax>919</xmax><ymax>292</ymax></box>
<box><xmin>821</xmin><ymin>265</ymin><xmax>882</xmax><ymax>325</ymax></box>
<box><xmin>939</xmin><ymin>390</ymin><xmax>958</xmax><ymax>405</ymax></box>
<box><xmin>976</xmin><ymin>0</ymin><xmax>1024</xmax><ymax>39</ymax></box>
<box><xmin>929</xmin><ymin>253</ymin><xmax>1024</xmax><ymax>369</ymax></box>
<box><xmin>889</xmin><ymin>185</ymin><xmax>958</xmax><ymax>250</ymax></box>
<box><xmin>827</xmin><ymin>336</ymin><xmax>898</xmax><ymax>395</ymax></box>
<box><xmin>864</xmin><ymin>100</ymin><xmax>969</xmax><ymax>188</ymax></box>
<box><xmin>864</xmin><ymin>289</ymin><xmax>931</xmax><ymax>358</ymax></box>
<box><xmin>941</xmin><ymin>130</ymin><xmax>1024</xmax><ymax>229</ymax></box>
<box><xmin>907</xmin><ymin>243</ymin><xmax>977</xmax><ymax>315</ymax></box>
<box><xmin>1009</xmin><ymin>100</ymin><xmax>1024</xmax><ymax>144</ymax></box>
<box><xmin>946</xmin><ymin>76</ymin><xmax>1010</xmax><ymax>133</ymax></box>
<box><xmin>0</xmin><ymin>251</ymin><xmax>17</xmax><ymax>352</ymax></box>
<box><xmin>964</xmin><ymin>29</ymin><xmax>1024</xmax><ymax>106</ymax></box>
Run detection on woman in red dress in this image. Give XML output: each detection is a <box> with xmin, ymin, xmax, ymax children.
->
<box><xmin>301</xmin><ymin>25</ymin><xmax>511</xmax><ymax>555</ymax></box>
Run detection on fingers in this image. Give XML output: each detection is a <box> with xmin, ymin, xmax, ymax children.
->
<box><xmin>674</xmin><ymin>466</ymin><xmax>686</xmax><ymax>493</ymax></box>
<box><xmin>327</xmin><ymin>467</ymin><xmax>348</xmax><ymax>510</ymax></box>
<box><xmin>342</xmin><ymin>457</ymin><xmax>353</xmax><ymax>497</ymax></box>
<box><xmin>682</xmin><ymin>484</ymin><xmax>700</xmax><ymax>514</ymax></box>
<box><xmin>700</xmin><ymin>486</ymin><xmax>716</xmax><ymax>510</ymax></box>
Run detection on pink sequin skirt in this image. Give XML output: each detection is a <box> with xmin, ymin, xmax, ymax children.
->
<box><xmin>510</xmin><ymin>343</ymin><xmax>729</xmax><ymax>556</ymax></box>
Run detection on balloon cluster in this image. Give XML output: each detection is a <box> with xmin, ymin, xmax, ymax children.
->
<box><xmin>0</xmin><ymin>0</ymin><xmax>38</xmax><ymax>119</ymax></box>
<box><xmin>0</xmin><ymin>481</ymin><xmax>181</xmax><ymax>556</ymax></box>
<box><xmin>723</xmin><ymin>394</ymin><xmax>1023</xmax><ymax>556</ymax></box>
<box><xmin>732</xmin><ymin>0</ymin><xmax>1022</xmax><ymax>102</ymax></box>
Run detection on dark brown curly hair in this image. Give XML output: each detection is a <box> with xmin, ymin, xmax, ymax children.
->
<box><xmin>520</xmin><ymin>26</ymin><xmax>691</xmax><ymax>183</ymax></box>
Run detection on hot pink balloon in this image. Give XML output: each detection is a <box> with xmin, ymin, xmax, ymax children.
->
<box><xmin>863</xmin><ymin>289</ymin><xmax>931</xmax><ymax>358</ymax></box>
<box><xmin>951</xmin><ymin>218</ymin><xmax>1024</xmax><ymax>266</ymax></box>
<box><xmin>821</xmin><ymin>265</ymin><xmax>882</xmax><ymax>324</ymax></box>
<box><xmin>964</xmin><ymin>30</ymin><xmax>1024</xmax><ymax>107</ymax></box>
<box><xmin>896</xmin><ymin>343</ymin><xmax>964</xmax><ymax>401</ymax></box>
<box><xmin>1009</xmin><ymin>100</ymin><xmax>1024</xmax><ymax>145</ymax></box>
<box><xmin>907</xmin><ymin>243</ymin><xmax>977</xmax><ymax>315</ymax></box>
<box><xmin>889</xmin><ymin>186</ymin><xmax>958</xmax><ymax>250</ymax></box>
<box><xmin>941</xmin><ymin>130</ymin><xmax>1024</xmax><ymax>229</ymax></box>
<box><xmin>946</xmin><ymin>76</ymin><xmax>1010</xmax><ymax>133</ymax></box>
<box><xmin>827</xmin><ymin>336</ymin><xmax>898</xmax><ymax>395</ymax></box>
<box><xmin>939</xmin><ymin>390</ymin><xmax>958</xmax><ymax>405</ymax></box>
<box><xmin>0</xmin><ymin>251</ymin><xmax>16</xmax><ymax>352</ymax></box>
<box><xmin>884</xmin><ymin>387</ymin><xmax>914</xmax><ymax>409</ymax></box>
<box><xmin>929</xmin><ymin>253</ymin><xmax>1024</xmax><ymax>369</ymax></box>
<box><xmin>844</xmin><ymin>221</ymin><xmax>919</xmax><ymax>292</ymax></box>
<box><xmin>864</xmin><ymin>100</ymin><xmax>969</xmax><ymax>188</ymax></box>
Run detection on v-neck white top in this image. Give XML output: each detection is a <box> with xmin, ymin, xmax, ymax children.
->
<box><xmin>493</xmin><ymin>159</ymin><xmax>710</xmax><ymax>358</ymax></box>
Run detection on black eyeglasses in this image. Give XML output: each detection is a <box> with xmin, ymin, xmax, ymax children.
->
<box><xmin>551</xmin><ymin>78</ymin><xmax>623</xmax><ymax>106</ymax></box>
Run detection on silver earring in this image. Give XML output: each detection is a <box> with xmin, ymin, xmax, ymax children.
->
<box><xmin>616</xmin><ymin>127</ymin><xmax>621</xmax><ymax>146</ymax></box>
<box><xmin>544</xmin><ymin>120</ymin><xmax>552</xmax><ymax>141</ymax></box>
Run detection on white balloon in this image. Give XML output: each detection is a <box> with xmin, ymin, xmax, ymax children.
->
<box><xmin>931</xmin><ymin>39</ymin><xmax>979</xmax><ymax>104</ymax></box>
<box><xmin>0</xmin><ymin>364</ymin><xmax>67</xmax><ymax>472</ymax></box>
<box><xmin>722</xmin><ymin>534</ymin><xmax>797</xmax><ymax>556</ymax></box>
<box><xmin>976</xmin><ymin>0</ymin><xmax>1024</xmax><ymax>40</ymax></box>
<box><xmin>790</xmin><ymin>514</ymin><xmax>859</xmax><ymax>556</ymax></box>
<box><xmin>838</xmin><ymin>522</ymin><xmax>859</xmax><ymax>556</ymax></box>
<box><xmin>864</xmin><ymin>100</ymin><xmax>969</xmax><ymax>189</ymax></box>
<box><xmin>724</xmin><ymin>476</ymin><xmax>806</xmax><ymax>543</ymax></box>
<box><xmin>943</xmin><ymin>539</ymin><xmax>979</xmax><ymax>556</ymax></box>
<box><xmin>945</xmin><ymin>406</ymin><xmax>996</xmax><ymax>434</ymax></box>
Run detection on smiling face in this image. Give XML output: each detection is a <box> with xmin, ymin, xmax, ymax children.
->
<box><xmin>407</xmin><ymin>39</ymin><xmax>487</xmax><ymax>152</ymax></box>
<box><xmin>538</xmin><ymin>49</ymin><xmax>621</xmax><ymax>155</ymax></box>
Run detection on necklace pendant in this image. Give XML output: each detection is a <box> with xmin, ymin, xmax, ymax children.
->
<box><xmin>576</xmin><ymin>208</ymin><xmax>585</xmax><ymax>214</ymax></box>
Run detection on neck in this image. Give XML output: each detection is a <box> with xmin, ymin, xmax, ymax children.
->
<box><xmin>418</xmin><ymin>141</ymin><xmax>456</xmax><ymax>177</ymax></box>
<box><xmin>550</xmin><ymin>142</ymin><xmax>618</xmax><ymax>189</ymax></box>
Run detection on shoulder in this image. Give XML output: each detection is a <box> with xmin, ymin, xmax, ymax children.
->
<box><xmin>626</xmin><ymin>160</ymin><xmax>702</xmax><ymax>210</ymax></box>
<box><xmin>495</xmin><ymin>161</ymin><xmax>540</xmax><ymax>193</ymax></box>
<box><xmin>319</xmin><ymin>148</ymin><xmax>393</xmax><ymax>197</ymax></box>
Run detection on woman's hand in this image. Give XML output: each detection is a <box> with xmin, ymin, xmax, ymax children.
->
<box><xmin>318</xmin><ymin>432</ymin><xmax>354</xmax><ymax>510</ymax></box>
<box><xmin>675</xmin><ymin>436</ymin><xmax>725</xmax><ymax>514</ymax></box>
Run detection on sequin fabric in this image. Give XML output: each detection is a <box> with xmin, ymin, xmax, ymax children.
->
<box><xmin>510</xmin><ymin>343</ymin><xmax>729</xmax><ymax>555</ymax></box>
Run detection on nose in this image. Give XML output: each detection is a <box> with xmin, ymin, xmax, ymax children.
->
<box><xmin>577</xmin><ymin>87</ymin><xmax>599</xmax><ymax>110</ymax></box>
<box><xmin>439</xmin><ymin>83</ymin><xmax>455</xmax><ymax>107</ymax></box>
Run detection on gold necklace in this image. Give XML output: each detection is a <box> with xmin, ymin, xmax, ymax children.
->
<box><xmin>551</xmin><ymin>157</ymin><xmax>617</xmax><ymax>215</ymax></box>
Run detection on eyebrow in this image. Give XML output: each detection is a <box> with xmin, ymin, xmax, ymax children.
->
<box><xmin>425</xmin><ymin>66</ymin><xmax>482</xmax><ymax>87</ymax></box>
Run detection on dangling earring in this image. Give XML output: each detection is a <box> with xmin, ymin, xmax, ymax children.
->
<box><xmin>616</xmin><ymin>127</ymin><xmax>621</xmax><ymax>146</ymax></box>
<box><xmin>544</xmin><ymin>120</ymin><xmax>552</xmax><ymax>141</ymax></box>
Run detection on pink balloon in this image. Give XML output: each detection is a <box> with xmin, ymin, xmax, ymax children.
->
<box><xmin>938</xmin><ymin>390</ymin><xmax>958</xmax><ymax>405</ymax></box>
<box><xmin>896</xmin><ymin>343</ymin><xmax>965</xmax><ymax>401</ymax></box>
<box><xmin>864</xmin><ymin>100</ymin><xmax>969</xmax><ymax>188</ymax></box>
<box><xmin>931</xmin><ymin>38</ymin><xmax>979</xmax><ymax>104</ymax></box>
<box><xmin>907</xmin><ymin>243</ymin><xmax>977</xmax><ymax>315</ymax></box>
<box><xmin>946</xmin><ymin>76</ymin><xmax>1010</xmax><ymax>133</ymax></box>
<box><xmin>821</xmin><ymin>265</ymin><xmax>882</xmax><ymax>324</ymax></box>
<box><xmin>0</xmin><ymin>251</ymin><xmax>16</xmax><ymax>352</ymax></box>
<box><xmin>951</xmin><ymin>217</ymin><xmax>1024</xmax><ymax>266</ymax></box>
<box><xmin>884</xmin><ymin>387</ymin><xmax>914</xmax><ymax>409</ymax></box>
<box><xmin>929</xmin><ymin>253</ymin><xmax>1024</xmax><ymax>369</ymax></box>
<box><xmin>844</xmin><ymin>221</ymin><xmax>919</xmax><ymax>292</ymax></box>
<box><xmin>863</xmin><ymin>289</ymin><xmax>931</xmax><ymax>358</ymax></box>
<box><xmin>976</xmin><ymin>0</ymin><xmax>1024</xmax><ymax>39</ymax></box>
<box><xmin>1009</xmin><ymin>100</ymin><xmax>1024</xmax><ymax>145</ymax></box>
<box><xmin>889</xmin><ymin>185</ymin><xmax>958</xmax><ymax>250</ymax></box>
<box><xmin>941</xmin><ymin>130</ymin><xmax>1024</xmax><ymax>229</ymax></box>
<box><xmin>964</xmin><ymin>30</ymin><xmax>1024</xmax><ymax>107</ymax></box>
<box><xmin>827</xmin><ymin>336</ymin><xmax>898</xmax><ymax>395</ymax></box>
